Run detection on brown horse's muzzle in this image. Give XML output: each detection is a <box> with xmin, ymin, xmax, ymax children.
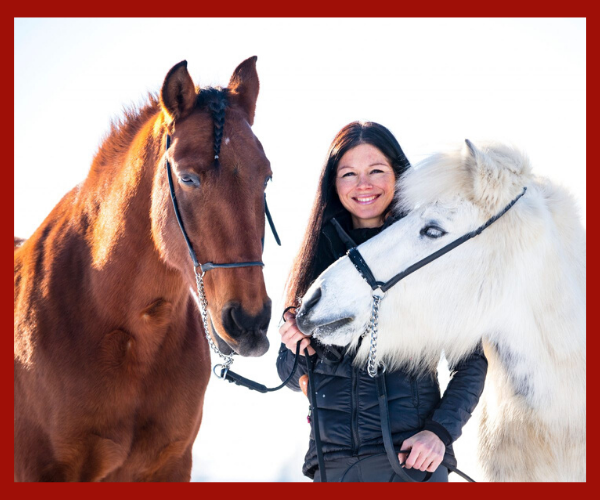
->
<box><xmin>219</xmin><ymin>300</ymin><xmax>271</xmax><ymax>357</ymax></box>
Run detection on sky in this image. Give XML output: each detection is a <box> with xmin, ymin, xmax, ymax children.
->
<box><xmin>14</xmin><ymin>18</ymin><xmax>586</xmax><ymax>482</ymax></box>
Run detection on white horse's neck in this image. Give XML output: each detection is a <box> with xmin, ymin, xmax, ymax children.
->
<box><xmin>482</xmin><ymin>185</ymin><xmax>586</xmax><ymax>427</ymax></box>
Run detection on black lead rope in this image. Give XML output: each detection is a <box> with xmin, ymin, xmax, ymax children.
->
<box><xmin>305</xmin><ymin>347</ymin><xmax>327</xmax><ymax>483</ymax></box>
<box><xmin>214</xmin><ymin>307</ymin><xmax>303</xmax><ymax>393</ymax></box>
<box><xmin>375</xmin><ymin>371</ymin><xmax>476</xmax><ymax>482</ymax></box>
<box><xmin>216</xmin><ymin>341</ymin><xmax>301</xmax><ymax>393</ymax></box>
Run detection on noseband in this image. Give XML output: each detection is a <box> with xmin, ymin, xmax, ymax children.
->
<box><xmin>164</xmin><ymin>132</ymin><xmax>281</xmax><ymax>370</ymax></box>
<box><xmin>336</xmin><ymin>187</ymin><xmax>527</xmax><ymax>377</ymax></box>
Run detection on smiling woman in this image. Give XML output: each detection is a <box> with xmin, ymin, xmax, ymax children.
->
<box><xmin>276</xmin><ymin>121</ymin><xmax>488</xmax><ymax>482</ymax></box>
<box><xmin>335</xmin><ymin>143</ymin><xmax>396</xmax><ymax>229</ymax></box>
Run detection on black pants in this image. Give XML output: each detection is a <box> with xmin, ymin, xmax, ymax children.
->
<box><xmin>313</xmin><ymin>453</ymin><xmax>449</xmax><ymax>482</ymax></box>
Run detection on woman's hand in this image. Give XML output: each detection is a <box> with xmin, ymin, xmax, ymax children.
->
<box><xmin>279</xmin><ymin>311</ymin><xmax>315</xmax><ymax>356</ymax></box>
<box><xmin>398</xmin><ymin>430</ymin><xmax>445</xmax><ymax>472</ymax></box>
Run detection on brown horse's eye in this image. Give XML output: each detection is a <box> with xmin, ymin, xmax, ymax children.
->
<box><xmin>264</xmin><ymin>176</ymin><xmax>272</xmax><ymax>189</ymax></box>
<box><xmin>179</xmin><ymin>173</ymin><xmax>200</xmax><ymax>188</ymax></box>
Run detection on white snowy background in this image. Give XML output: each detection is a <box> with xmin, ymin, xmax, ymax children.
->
<box><xmin>14</xmin><ymin>18</ymin><xmax>585</xmax><ymax>482</ymax></box>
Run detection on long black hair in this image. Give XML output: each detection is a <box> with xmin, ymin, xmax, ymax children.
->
<box><xmin>285</xmin><ymin>121</ymin><xmax>410</xmax><ymax>307</ymax></box>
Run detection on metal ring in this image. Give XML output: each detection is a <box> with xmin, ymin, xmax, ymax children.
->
<box><xmin>213</xmin><ymin>364</ymin><xmax>228</xmax><ymax>379</ymax></box>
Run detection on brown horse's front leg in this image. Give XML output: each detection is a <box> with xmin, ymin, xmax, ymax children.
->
<box><xmin>49</xmin><ymin>433</ymin><xmax>130</xmax><ymax>482</ymax></box>
<box><xmin>15</xmin><ymin>430</ymin><xmax>129</xmax><ymax>482</ymax></box>
<box><xmin>137</xmin><ymin>441</ymin><xmax>194</xmax><ymax>482</ymax></box>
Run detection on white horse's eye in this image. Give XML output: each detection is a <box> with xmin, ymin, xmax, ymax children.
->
<box><xmin>421</xmin><ymin>225</ymin><xmax>447</xmax><ymax>239</ymax></box>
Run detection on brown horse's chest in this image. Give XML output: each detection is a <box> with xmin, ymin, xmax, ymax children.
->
<box><xmin>106</xmin><ymin>344</ymin><xmax>210</xmax><ymax>481</ymax></box>
<box><xmin>15</xmin><ymin>286</ymin><xmax>211</xmax><ymax>481</ymax></box>
<box><xmin>103</xmin><ymin>307</ymin><xmax>211</xmax><ymax>479</ymax></box>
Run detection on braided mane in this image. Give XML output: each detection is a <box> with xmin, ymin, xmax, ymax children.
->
<box><xmin>197</xmin><ymin>87</ymin><xmax>229</xmax><ymax>168</ymax></box>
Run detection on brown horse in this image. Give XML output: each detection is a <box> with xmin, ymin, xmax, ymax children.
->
<box><xmin>14</xmin><ymin>57</ymin><xmax>273</xmax><ymax>481</ymax></box>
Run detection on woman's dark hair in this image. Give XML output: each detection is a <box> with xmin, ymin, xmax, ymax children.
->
<box><xmin>285</xmin><ymin>121</ymin><xmax>410</xmax><ymax>307</ymax></box>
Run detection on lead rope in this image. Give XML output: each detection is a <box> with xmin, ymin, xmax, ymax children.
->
<box><xmin>364</xmin><ymin>290</ymin><xmax>476</xmax><ymax>482</ymax></box>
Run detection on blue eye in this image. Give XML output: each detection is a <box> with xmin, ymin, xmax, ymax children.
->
<box><xmin>179</xmin><ymin>173</ymin><xmax>200</xmax><ymax>187</ymax></box>
<box><xmin>420</xmin><ymin>225</ymin><xmax>447</xmax><ymax>239</ymax></box>
<box><xmin>341</xmin><ymin>172</ymin><xmax>356</xmax><ymax>178</ymax></box>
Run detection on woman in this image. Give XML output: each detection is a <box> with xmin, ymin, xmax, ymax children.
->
<box><xmin>277</xmin><ymin>121</ymin><xmax>487</xmax><ymax>482</ymax></box>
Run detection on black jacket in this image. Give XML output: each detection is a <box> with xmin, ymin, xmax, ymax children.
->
<box><xmin>277</xmin><ymin>214</ymin><xmax>488</xmax><ymax>478</ymax></box>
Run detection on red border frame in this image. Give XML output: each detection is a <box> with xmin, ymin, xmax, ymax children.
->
<box><xmin>9</xmin><ymin>6</ymin><xmax>591</xmax><ymax>497</ymax></box>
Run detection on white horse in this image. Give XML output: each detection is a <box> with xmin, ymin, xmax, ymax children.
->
<box><xmin>295</xmin><ymin>140</ymin><xmax>586</xmax><ymax>482</ymax></box>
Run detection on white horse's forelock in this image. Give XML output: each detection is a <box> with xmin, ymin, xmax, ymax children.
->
<box><xmin>394</xmin><ymin>141</ymin><xmax>534</xmax><ymax>218</ymax></box>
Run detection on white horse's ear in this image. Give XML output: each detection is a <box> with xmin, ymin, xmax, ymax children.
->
<box><xmin>465</xmin><ymin>138</ymin><xmax>479</xmax><ymax>158</ymax></box>
<box><xmin>463</xmin><ymin>139</ymin><xmax>530</xmax><ymax>214</ymax></box>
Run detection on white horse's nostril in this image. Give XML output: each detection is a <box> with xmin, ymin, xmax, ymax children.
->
<box><xmin>303</xmin><ymin>287</ymin><xmax>322</xmax><ymax>312</ymax></box>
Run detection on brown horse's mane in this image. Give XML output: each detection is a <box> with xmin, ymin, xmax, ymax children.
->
<box><xmin>90</xmin><ymin>86</ymin><xmax>230</xmax><ymax>175</ymax></box>
<box><xmin>90</xmin><ymin>93</ymin><xmax>162</xmax><ymax>172</ymax></box>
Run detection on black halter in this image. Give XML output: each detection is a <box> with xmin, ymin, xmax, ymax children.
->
<box><xmin>345</xmin><ymin>187</ymin><xmax>527</xmax><ymax>293</ymax></box>
<box><xmin>164</xmin><ymin>133</ymin><xmax>281</xmax><ymax>272</ymax></box>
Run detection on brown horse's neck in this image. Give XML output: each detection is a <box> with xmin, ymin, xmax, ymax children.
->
<box><xmin>82</xmin><ymin>110</ymin><xmax>190</xmax><ymax>306</ymax></box>
<box><xmin>14</xmin><ymin>106</ymin><xmax>195</xmax><ymax>370</ymax></box>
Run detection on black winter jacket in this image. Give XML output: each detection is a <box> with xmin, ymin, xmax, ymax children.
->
<box><xmin>276</xmin><ymin>213</ymin><xmax>488</xmax><ymax>478</ymax></box>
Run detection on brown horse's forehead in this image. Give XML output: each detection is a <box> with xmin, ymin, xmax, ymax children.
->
<box><xmin>222</xmin><ymin>109</ymin><xmax>270</xmax><ymax>169</ymax></box>
<box><xmin>172</xmin><ymin>109</ymin><xmax>270</xmax><ymax>174</ymax></box>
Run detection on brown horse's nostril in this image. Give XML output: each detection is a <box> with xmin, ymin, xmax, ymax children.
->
<box><xmin>222</xmin><ymin>301</ymin><xmax>271</xmax><ymax>337</ymax></box>
<box><xmin>227</xmin><ymin>304</ymin><xmax>244</xmax><ymax>331</ymax></box>
<box><xmin>303</xmin><ymin>287</ymin><xmax>322</xmax><ymax>312</ymax></box>
<box><xmin>220</xmin><ymin>301</ymin><xmax>271</xmax><ymax>357</ymax></box>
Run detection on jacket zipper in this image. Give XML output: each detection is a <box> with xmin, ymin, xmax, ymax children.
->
<box><xmin>351</xmin><ymin>366</ymin><xmax>360</xmax><ymax>454</ymax></box>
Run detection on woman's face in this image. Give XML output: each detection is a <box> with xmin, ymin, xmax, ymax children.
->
<box><xmin>335</xmin><ymin>143</ymin><xmax>396</xmax><ymax>228</ymax></box>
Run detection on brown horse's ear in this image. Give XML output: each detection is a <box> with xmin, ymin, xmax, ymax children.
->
<box><xmin>228</xmin><ymin>56</ymin><xmax>259</xmax><ymax>125</ymax></box>
<box><xmin>160</xmin><ymin>60</ymin><xmax>197</xmax><ymax>122</ymax></box>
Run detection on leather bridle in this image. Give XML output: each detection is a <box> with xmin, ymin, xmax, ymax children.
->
<box><xmin>165</xmin><ymin>133</ymin><xmax>280</xmax><ymax>272</ymax></box>
<box><xmin>346</xmin><ymin>187</ymin><xmax>527</xmax><ymax>295</ymax></box>
<box><xmin>164</xmin><ymin>132</ymin><xmax>281</xmax><ymax>370</ymax></box>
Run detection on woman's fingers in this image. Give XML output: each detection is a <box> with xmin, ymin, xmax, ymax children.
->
<box><xmin>426</xmin><ymin>456</ymin><xmax>443</xmax><ymax>473</ymax></box>
<box><xmin>400</xmin><ymin>431</ymin><xmax>445</xmax><ymax>472</ymax></box>
<box><xmin>279</xmin><ymin>315</ymin><xmax>315</xmax><ymax>356</ymax></box>
<box><xmin>283</xmin><ymin>310</ymin><xmax>296</xmax><ymax>323</ymax></box>
<box><xmin>299</xmin><ymin>337</ymin><xmax>316</xmax><ymax>356</ymax></box>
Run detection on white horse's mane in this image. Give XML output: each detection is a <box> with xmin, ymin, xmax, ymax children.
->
<box><xmin>394</xmin><ymin>141</ymin><xmax>533</xmax><ymax>217</ymax></box>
